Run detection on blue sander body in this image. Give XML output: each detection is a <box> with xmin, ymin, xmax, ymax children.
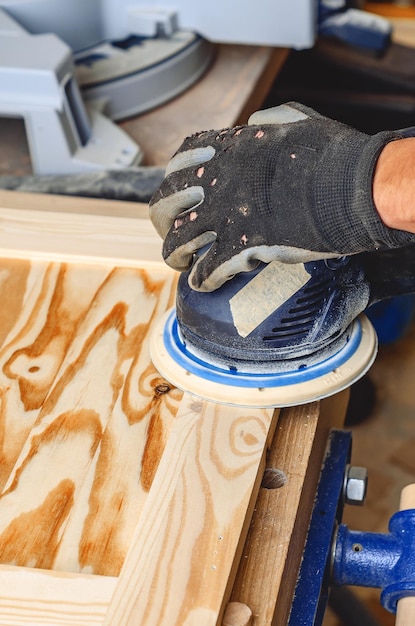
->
<box><xmin>150</xmin><ymin>248</ymin><xmax>415</xmax><ymax>407</ymax></box>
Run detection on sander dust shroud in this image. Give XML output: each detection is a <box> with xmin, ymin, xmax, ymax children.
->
<box><xmin>150</xmin><ymin>247</ymin><xmax>415</xmax><ymax>408</ymax></box>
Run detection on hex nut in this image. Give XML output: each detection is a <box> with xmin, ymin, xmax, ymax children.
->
<box><xmin>344</xmin><ymin>465</ymin><xmax>368</xmax><ymax>506</ymax></box>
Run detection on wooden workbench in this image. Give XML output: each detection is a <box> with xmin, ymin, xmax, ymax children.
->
<box><xmin>119</xmin><ymin>44</ymin><xmax>289</xmax><ymax>166</ymax></box>
<box><xmin>0</xmin><ymin>42</ymin><xmax>349</xmax><ymax>625</ymax></box>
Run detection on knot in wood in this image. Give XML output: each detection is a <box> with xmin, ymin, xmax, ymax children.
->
<box><xmin>154</xmin><ymin>382</ymin><xmax>171</xmax><ymax>396</ymax></box>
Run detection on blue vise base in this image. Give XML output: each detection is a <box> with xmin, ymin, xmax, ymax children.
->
<box><xmin>333</xmin><ymin>508</ymin><xmax>415</xmax><ymax>613</ymax></box>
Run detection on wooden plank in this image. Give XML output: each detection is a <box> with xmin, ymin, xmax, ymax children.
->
<box><xmin>0</xmin><ymin>565</ymin><xmax>116</xmax><ymax>626</ymax></box>
<box><xmin>0</xmin><ymin>189</ymin><xmax>148</xmax><ymax>219</ymax></box>
<box><xmin>389</xmin><ymin>17</ymin><xmax>415</xmax><ymax>47</ymax></box>
<box><xmin>365</xmin><ymin>3</ymin><xmax>415</xmax><ymax>19</ymax></box>
<box><xmin>230</xmin><ymin>391</ymin><xmax>349</xmax><ymax>625</ymax></box>
<box><xmin>0</xmin><ymin>204</ymin><xmax>182</xmax><ymax>577</ymax></box>
<box><xmin>104</xmin><ymin>396</ymin><xmax>278</xmax><ymax>626</ymax></box>
<box><xmin>0</xmin><ymin>201</ymin><xmax>281</xmax><ymax>626</ymax></box>
<box><xmin>0</xmin><ymin>205</ymin><xmax>162</xmax><ymax>266</ymax></box>
<box><xmin>0</xmin><ymin>258</ymin><xmax>181</xmax><ymax>576</ymax></box>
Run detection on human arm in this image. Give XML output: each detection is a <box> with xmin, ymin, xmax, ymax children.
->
<box><xmin>373</xmin><ymin>137</ymin><xmax>415</xmax><ymax>234</ymax></box>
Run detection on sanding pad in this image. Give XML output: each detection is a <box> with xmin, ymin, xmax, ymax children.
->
<box><xmin>150</xmin><ymin>309</ymin><xmax>378</xmax><ymax>408</ymax></box>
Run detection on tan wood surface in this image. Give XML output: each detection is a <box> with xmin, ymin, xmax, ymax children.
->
<box><xmin>0</xmin><ymin>189</ymin><xmax>147</xmax><ymax>219</ymax></box>
<box><xmin>0</xmin><ymin>201</ymin><xmax>280</xmax><ymax>625</ymax></box>
<box><xmin>388</xmin><ymin>17</ymin><xmax>415</xmax><ymax>47</ymax></box>
<box><xmin>0</xmin><ymin>190</ymin><xmax>348</xmax><ymax>625</ymax></box>
<box><xmin>120</xmin><ymin>45</ymin><xmax>289</xmax><ymax>166</ymax></box>
<box><xmin>103</xmin><ymin>398</ymin><xmax>277</xmax><ymax>625</ymax></box>
<box><xmin>231</xmin><ymin>392</ymin><xmax>349</xmax><ymax>626</ymax></box>
<box><xmin>0</xmin><ymin>565</ymin><xmax>117</xmax><ymax>625</ymax></box>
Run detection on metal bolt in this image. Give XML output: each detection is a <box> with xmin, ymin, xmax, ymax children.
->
<box><xmin>344</xmin><ymin>465</ymin><xmax>368</xmax><ymax>506</ymax></box>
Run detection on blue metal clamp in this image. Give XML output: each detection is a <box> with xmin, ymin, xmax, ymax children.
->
<box><xmin>333</xmin><ymin>509</ymin><xmax>415</xmax><ymax>614</ymax></box>
<box><xmin>288</xmin><ymin>429</ymin><xmax>352</xmax><ymax>625</ymax></box>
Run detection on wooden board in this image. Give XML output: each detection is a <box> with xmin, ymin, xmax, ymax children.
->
<box><xmin>231</xmin><ymin>392</ymin><xmax>349</xmax><ymax>626</ymax></box>
<box><xmin>0</xmin><ymin>200</ymin><xmax>280</xmax><ymax>625</ymax></box>
<box><xmin>388</xmin><ymin>16</ymin><xmax>415</xmax><ymax>47</ymax></box>
<box><xmin>0</xmin><ymin>192</ymin><xmax>350</xmax><ymax>624</ymax></box>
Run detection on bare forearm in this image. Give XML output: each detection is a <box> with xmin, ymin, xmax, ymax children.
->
<box><xmin>373</xmin><ymin>137</ymin><xmax>415</xmax><ymax>234</ymax></box>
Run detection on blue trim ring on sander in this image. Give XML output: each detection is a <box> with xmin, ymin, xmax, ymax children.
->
<box><xmin>150</xmin><ymin>258</ymin><xmax>378</xmax><ymax>408</ymax></box>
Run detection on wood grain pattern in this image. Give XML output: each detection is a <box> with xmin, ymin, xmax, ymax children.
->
<box><xmin>0</xmin><ymin>205</ymin><xmax>163</xmax><ymax>267</ymax></box>
<box><xmin>0</xmin><ymin>256</ymin><xmax>181</xmax><ymax>576</ymax></box>
<box><xmin>0</xmin><ymin>41</ymin><xmax>299</xmax><ymax>623</ymax></box>
<box><xmin>0</xmin><ymin>564</ymin><xmax>116</xmax><ymax>625</ymax></box>
<box><xmin>103</xmin><ymin>396</ymin><xmax>277</xmax><ymax>626</ymax></box>
<box><xmin>0</xmin><ymin>189</ymin><xmax>338</xmax><ymax>623</ymax></box>
<box><xmin>0</xmin><ymin>203</ymin><xmax>283</xmax><ymax>626</ymax></box>
<box><xmin>230</xmin><ymin>391</ymin><xmax>349</xmax><ymax>626</ymax></box>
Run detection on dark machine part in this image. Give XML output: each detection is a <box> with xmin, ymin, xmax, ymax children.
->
<box><xmin>175</xmin><ymin>246</ymin><xmax>415</xmax><ymax>374</ymax></box>
<box><xmin>0</xmin><ymin>166</ymin><xmax>166</xmax><ymax>203</ymax></box>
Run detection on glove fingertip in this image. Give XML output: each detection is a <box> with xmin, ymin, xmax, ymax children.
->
<box><xmin>188</xmin><ymin>257</ymin><xmax>229</xmax><ymax>293</ymax></box>
<box><xmin>188</xmin><ymin>266</ymin><xmax>218</xmax><ymax>292</ymax></box>
<box><xmin>248</xmin><ymin>103</ymin><xmax>310</xmax><ymax>126</ymax></box>
<box><xmin>165</xmin><ymin>146</ymin><xmax>215</xmax><ymax>177</ymax></box>
<box><xmin>164</xmin><ymin>250</ymin><xmax>193</xmax><ymax>273</ymax></box>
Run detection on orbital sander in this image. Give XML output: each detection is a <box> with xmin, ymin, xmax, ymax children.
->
<box><xmin>151</xmin><ymin>246</ymin><xmax>415</xmax><ymax>408</ymax></box>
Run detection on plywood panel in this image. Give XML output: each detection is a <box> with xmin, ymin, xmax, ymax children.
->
<box><xmin>0</xmin><ymin>204</ymin><xmax>281</xmax><ymax>625</ymax></box>
<box><xmin>104</xmin><ymin>396</ymin><xmax>276</xmax><ymax>626</ymax></box>
<box><xmin>0</xmin><ymin>565</ymin><xmax>116</xmax><ymax>626</ymax></box>
<box><xmin>0</xmin><ymin>257</ymin><xmax>181</xmax><ymax>576</ymax></box>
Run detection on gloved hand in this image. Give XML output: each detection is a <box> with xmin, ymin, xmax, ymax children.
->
<box><xmin>150</xmin><ymin>102</ymin><xmax>415</xmax><ymax>292</ymax></box>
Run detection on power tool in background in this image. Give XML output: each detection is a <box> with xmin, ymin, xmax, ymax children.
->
<box><xmin>0</xmin><ymin>0</ymin><xmax>392</xmax><ymax>198</ymax></box>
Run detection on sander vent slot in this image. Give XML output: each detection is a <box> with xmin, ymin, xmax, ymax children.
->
<box><xmin>262</xmin><ymin>276</ymin><xmax>335</xmax><ymax>343</ymax></box>
<box><xmin>297</xmin><ymin>278</ymin><xmax>333</xmax><ymax>300</ymax></box>
<box><xmin>263</xmin><ymin>323</ymin><xmax>310</xmax><ymax>341</ymax></box>
<box><xmin>289</xmin><ymin>301</ymin><xmax>322</xmax><ymax>314</ymax></box>
<box><xmin>280</xmin><ymin>313</ymin><xmax>317</xmax><ymax>324</ymax></box>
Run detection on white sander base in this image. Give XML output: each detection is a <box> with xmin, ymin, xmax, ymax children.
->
<box><xmin>150</xmin><ymin>310</ymin><xmax>378</xmax><ymax>408</ymax></box>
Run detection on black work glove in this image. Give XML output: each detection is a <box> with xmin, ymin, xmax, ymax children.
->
<box><xmin>149</xmin><ymin>102</ymin><xmax>415</xmax><ymax>292</ymax></box>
